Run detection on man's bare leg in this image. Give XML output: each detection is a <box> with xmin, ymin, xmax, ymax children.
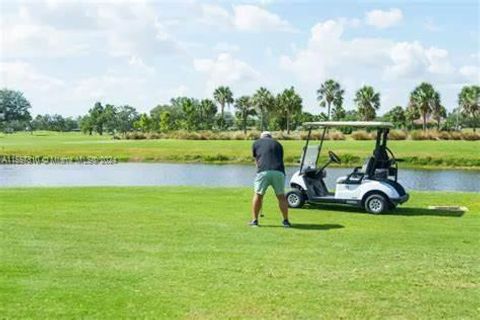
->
<box><xmin>276</xmin><ymin>194</ymin><xmax>289</xmax><ymax>221</ymax></box>
<box><xmin>252</xmin><ymin>193</ymin><xmax>264</xmax><ymax>221</ymax></box>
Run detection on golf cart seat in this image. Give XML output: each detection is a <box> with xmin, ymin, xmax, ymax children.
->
<box><xmin>337</xmin><ymin>156</ymin><xmax>375</xmax><ymax>184</ymax></box>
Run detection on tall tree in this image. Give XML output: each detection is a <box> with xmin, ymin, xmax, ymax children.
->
<box><xmin>116</xmin><ymin>105</ymin><xmax>139</xmax><ymax>136</ymax></box>
<box><xmin>151</xmin><ymin>103</ymin><xmax>184</xmax><ymax>131</ymax></box>
<box><xmin>384</xmin><ymin>106</ymin><xmax>407</xmax><ymax>129</ymax></box>
<box><xmin>331</xmin><ymin>103</ymin><xmax>346</xmax><ymax>121</ymax></box>
<box><xmin>458</xmin><ymin>85</ymin><xmax>480</xmax><ymax>132</ymax></box>
<box><xmin>405</xmin><ymin>103</ymin><xmax>420</xmax><ymax>129</ymax></box>
<box><xmin>180</xmin><ymin>98</ymin><xmax>198</xmax><ymax>131</ymax></box>
<box><xmin>409</xmin><ymin>82</ymin><xmax>441</xmax><ymax>131</ymax></box>
<box><xmin>159</xmin><ymin>111</ymin><xmax>171</xmax><ymax>132</ymax></box>
<box><xmin>276</xmin><ymin>87</ymin><xmax>303</xmax><ymax>134</ymax></box>
<box><xmin>234</xmin><ymin>96</ymin><xmax>256</xmax><ymax>134</ymax></box>
<box><xmin>79</xmin><ymin>115</ymin><xmax>94</xmax><ymax>135</ymax></box>
<box><xmin>88</xmin><ymin>102</ymin><xmax>106</xmax><ymax>135</ymax></box>
<box><xmin>198</xmin><ymin>99</ymin><xmax>217</xmax><ymax>130</ymax></box>
<box><xmin>252</xmin><ymin>87</ymin><xmax>275</xmax><ymax>131</ymax></box>
<box><xmin>134</xmin><ymin>113</ymin><xmax>151</xmax><ymax>132</ymax></box>
<box><xmin>103</xmin><ymin>104</ymin><xmax>118</xmax><ymax>134</ymax></box>
<box><xmin>354</xmin><ymin>86</ymin><xmax>380</xmax><ymax>121</ymax></box>
<box><xmin>31</xmin><ymin>114</ymin><xmax>78</xmax><ymax>132</ymax></box>
<box><xmin>432</xmin><ymin>104</ymin><xmax>447</xmax><ymax>130</ymax></box>
<box><xmin>213</xmin><ymin>86</ymin><xmax>234</xmax><ymax>129</ymax></box>
<box><xmin>317</xmin><ymin>79</ymin><xmax>344</xmax><ymax>120</ymax></box>
<box><xmin>0</xmin><ymin>89</ymin><xmax>32</xmax><ymax>131</ymax></box>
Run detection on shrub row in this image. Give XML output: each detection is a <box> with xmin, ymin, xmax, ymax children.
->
<box><xmin>120</xmin><ymin>130</ymin><xmax>347</xmax><ymax>141</ymax></box>
<box><xmin>350</xmin><ymin>130</ymin><xmax>408</xmax><ymax>140</ymax></box>
<box><xmin>119</xmin><ymin>130</ymin><xmax>480</xmax><ymax>141</ymax></box>
<box><xmin>350</xmin><ymin>130</ymin><xmax>479</xmax><ymax>141</ymax></box>
<box><xmin>408</xmin><ymin>130</ymin><xmax>480</xmax><ymax>141</ymax></box>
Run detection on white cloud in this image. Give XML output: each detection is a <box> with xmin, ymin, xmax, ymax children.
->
<box><xmin>233</xmin><ymin>5</ymin><xmax>294</xmax><ymax>32</ymax></box>
<box><xmin>0</xmin><ymin>1</ymin><xmax>181</xmax><ymax>61</ymax></box>
<box><xmin>425</xmin><ymin>47</ymin><xmax>455</xmax><ymax>74</ymax></box>
<box><xmin>73</xmin><ymin>74</ymin><xmax>146</xmax><ymax>102</ymax></box>
<box><xmin>281</xmin><ymin>18</ymin><xmax>457</xmax><ymax>84</ymax></box>
<box><xmin>387</xmin><ymin>42</ymin><xmax>455</xmax><ymax>78</ymax></box>
<box><xmin>172</xmin><ymin>85</ymin><xmax>189</xmax><ymax>97</ymax></box>
<box><xmin>128</xmin><ymin>55</ymin><xmax>155</xmax><ymax>74</ymax></box>
<box><xmin>365</xmin><ymin>8</ymin><xmax>403</xmax><ymax>29</ymax></box>
<box><xmin>279</xmin><ymin>17</ymin><xmax>469</xmax><ymax>112</ymax></box>
<box><xmin>470</xmin><ymin>53</ymin><xmax>479</xmax><ymax>60</ymax></box>
<box><xmin>213</xmin><ymin>42</ymin><xmax>241</xmax><ymax>53</ymax></box>
<box><xmin>193</xmin><ymin>53</ymin><xmax>260</xmax><ymax>91</ymax></box>
<box><xmin>0</xmin><ymin>6</ymin><xmax>90</xmax><ymax>58</ymax></box>
<box><xmin>200</xmin><ymin>4</ymin><xmax>294</xmax><ymax>32</ymax></box>
<box><xmin>424</xmin><ymin>17</ymin><xmax>441</xmax><ymax>32</ymax></box>
<box><xmin>0</xmin><ymin>61</ymin><xmax>71</xmax><ymax>114</ymax></box>
<box><xmin>280</xmin><ymin>19</ymin><xmax>391</xmax><ymax>83</ymax></box>
<box><xmin>0</xmin><ymin>61</ymin><xmax>65</xmax><ymax>92</ymax></box>
<box><xmin>200</xmin><ymin>4</ymin><xmax>231</xmax><ymax>27</ymax></box>
<box><xmin>254</xmin><ymin>0</ymin><xmax>276</xmax><ymax>5</ymax></box>
<box><xmin>459</xmin><ymin>65</ymin><xmax>480</xmax><ymax>81</ymax></box>
<box><xmin>93</xmin><ymin>2</ymin><xmax>181</xmax><ymax>60</ymax></box>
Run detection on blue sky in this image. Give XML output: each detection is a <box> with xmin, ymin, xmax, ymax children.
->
<box><xmin>1</xmin><ymin>0</ymin><xmax>479</xmax><ymax>116</ymax></box>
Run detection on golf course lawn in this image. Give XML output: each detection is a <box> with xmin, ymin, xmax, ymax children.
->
<box><xmin>1</xmin><ymin>187</ymin><xmax>479</xmax><ymax>319</ymax></box>
<box><xmin>1</xmin><ymin>131</ymin><xmax>480</xmax><ymax>168</ymax></box>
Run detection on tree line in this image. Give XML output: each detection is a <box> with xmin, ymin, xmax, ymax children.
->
<box><xmin>1</xmin><ymin>81</ymin><xmax>478</xmax><ymax>134</ymax></box>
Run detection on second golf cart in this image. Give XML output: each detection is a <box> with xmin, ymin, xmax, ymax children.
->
<box><xmin>286</xmin><ymin>121</ymin><xmax>409</xmax><ymax>214</ymax></box>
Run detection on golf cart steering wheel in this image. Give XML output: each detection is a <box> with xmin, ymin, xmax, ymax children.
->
<box><xmin>328</xmin><ymin>151</ymin><xmax>341</xmax><ymax>164</ymax></box>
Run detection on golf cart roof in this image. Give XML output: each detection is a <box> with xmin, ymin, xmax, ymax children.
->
<box><xmin>303</xmin><ymin>121</ymin><xmax>394</xmax><ymax>129</ymax></box>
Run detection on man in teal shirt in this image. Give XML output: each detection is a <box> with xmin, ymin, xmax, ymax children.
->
<box><xmin>250</xmin><ymin>131</ymin><xmax>291</xmax><ymax>228</ymax></box>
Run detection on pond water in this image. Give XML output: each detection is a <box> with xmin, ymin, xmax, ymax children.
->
<box><xmin>0</xmin><ymin>163</ymin><xmax>479</xmax><ymax>192</ymax></box>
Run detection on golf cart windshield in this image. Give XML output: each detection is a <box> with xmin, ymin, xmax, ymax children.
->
<box><xmin>299</xmin><ymin>121</ymin><xmax>396</xmax><ymax>178</ymax></box>
<box><xmin>300</xmin><ymin>145</ymin><xmax>320</xmax><ymax>172</ymax></box>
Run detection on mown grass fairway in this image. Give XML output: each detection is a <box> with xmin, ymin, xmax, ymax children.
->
<box><xmin>1</xmin><ymin>187</ymin><xmax>479</xmax><ymax>319</ymax></box>
<box><xmin>1</xmin><ymin>131</ymin><xmax>480</xmax><ymax>168</ymax></box>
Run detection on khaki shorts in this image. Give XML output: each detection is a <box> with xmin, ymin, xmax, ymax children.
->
<box><xmin>254</xmin><ymin>170</ymin><xmax>285</xmax><ymax>195</ymax></box>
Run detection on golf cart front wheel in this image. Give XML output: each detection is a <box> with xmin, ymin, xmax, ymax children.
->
<box><xmin>365</xmin><ymin>194</ymin><xmax>387</xmax><ymax>214</ymax></box>
<box><xmin>286</xmin><ymin>189</ymin><xmax>305</xmax><ymax>208</ymax></box>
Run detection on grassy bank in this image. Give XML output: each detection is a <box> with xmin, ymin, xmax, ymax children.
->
<box><xmin>1</xmin><ymin>187</ymin><xmax>479</xmax><ymax>318</ymax></box>
<box><xmin>1</xmin><ymin>131</ymin><xmax>480</xmax><ymax>169</ymax></box>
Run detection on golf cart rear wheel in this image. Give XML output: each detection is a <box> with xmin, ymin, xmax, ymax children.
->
<box><xmin>286</xmin><ymin>189</ymin><xmax>305</xmax><ymax>208</ymax></box>
<box><xmin>365</xmin><ymin>194</ymin><xmax>387</xmax><ymax>214</ymax></box>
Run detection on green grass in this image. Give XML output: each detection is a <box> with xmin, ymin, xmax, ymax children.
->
<box><xmin>1</xmin><ymin>131</ymin><xmax>480</xmax><ymax>169</ymax></box>
<box><xmin>1</xmin><ymin>187</ymin><xmax>479</xmax><ymax>319</ymax></box>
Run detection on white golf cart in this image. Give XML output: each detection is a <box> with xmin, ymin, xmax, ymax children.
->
<box><xmin>286</xmin><ymin>121</ymin><xmax>409</xmax><ymax>214</ymax></box>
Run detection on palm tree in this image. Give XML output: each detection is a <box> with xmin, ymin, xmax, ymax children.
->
<box><xmin>354</xmin><ymin>86</ymin><xmax>380</xmax><ymax>121</ymax></box>
<box><xmin>458</xmin><ymin>85</ymin><xmax>480</xmax><ymax>132</ymax></box>
<box><xmin>331</xmin><ymin>103</ymin><xmax>346</xmax><ymax>121</ymax></box>
<box><xmin>252</xmin><ymin>87</ymin><xmax>275</xmax><ymax>131</ymax></box>
<box><xmin>409</xmin><ymin>82</ymin><xmax>440</xmax><ymax>131</ymax></box>
<box><xmin>276</xmin><ymin>87</ymin><xmax>303</xmax><ymax>134</ymax></box>
<box><xmin>317</xmin><ymin>79</ymin><xmax>344</xmax><ymax>120</ymax></box>
<box><xmin>213</xmin><ymin>86</ymin><xmax>234</xmax><ymax>129</ymax></box>
<box><xmin>234</xmin><ymin>96</ymin><xmax>256</xmax><ymax>134</ymax></box>
<box><xmin>180</xmin><ymin>98</ymin><xmax>197</xmax><ymax>131</ymax></box>
<box><xmin>405</xmin><ymin>103</ymin><xmax>420</xmax><ymax>130</ymax></box>
<box><xmin>432</xmin><ymin>104</ymin><xmax>447</xmax><ymax>130</ymax></box>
